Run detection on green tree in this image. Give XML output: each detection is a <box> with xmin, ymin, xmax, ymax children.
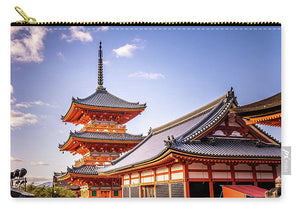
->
<box><xmin>21</xmin><ymin>184</ymin><xmax>76</xmax><ymax>198</ymax></box>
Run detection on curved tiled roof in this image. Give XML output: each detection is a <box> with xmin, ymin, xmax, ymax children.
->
<box><xmin>100</xmin><ymin>89</ymin><xmax>281</xmax><ymax>174</ymax></box>
<box><xmin>70</xmin><ymin>131</ymin><xmax>144</xmax><ymax>141</ymax></box>
<box><xmin>67</xmin><ymin>165</ymin><xmax>99</xmax><ymax>175</ymax></box>
<box><xmin>172</xmin><ymin>138</ymin><xmax>280</xmax><ymax>158</ymax></box>
<box><xmin>100</xmin><ymin>93</ymin><xmax>229</xmax><ymax>173</ymax></box>
<box><xmin>230</xmin><ymin>92</ymin><xmax>281</xmax><ymax>117</ymax></box>
<box><xmin>58</xmin><ymin>131</ymin><xmax>144</xmax><ymax>149</ymax></box>
<box><xmin>73</xmin><ymin>87</ymin><xmax>146</xmax><ymax>109</ymax></box>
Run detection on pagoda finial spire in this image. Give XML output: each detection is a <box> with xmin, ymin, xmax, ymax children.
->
<box><xmin>97</xmin><ymin>41</ymin><xmax>104</xmax><ymax>90</ymax></box>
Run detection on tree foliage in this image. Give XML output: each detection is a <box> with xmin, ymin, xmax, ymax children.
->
<box><xmin>21</xmin><ymin>184</ymin><xmax>76</xmax><ymax>198</ymax></box>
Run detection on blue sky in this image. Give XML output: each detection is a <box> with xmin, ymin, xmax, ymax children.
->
<box><xmin>10</xmin><ymin>26</ymin><xmax>281</xmax><ymax>184</ymax></box>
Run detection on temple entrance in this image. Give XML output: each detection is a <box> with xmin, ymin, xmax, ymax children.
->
<box><xmin>213</xmin><ymin>182</ymin><xmax>232</xmax><ymax>197</ymax></box>
<box><xmin>100</xmin><ymin>190</ymin><xmax>110</xmax><ymax>198</ymax></box>
<box><xmin>189</xmin><ymin>182</ymin><xmax>210</xmax><ymax>197</ymax></box>
<box><xmin>141</xmin><ymin>185</ymin><xmax>155</xmax><ymax>198</ymax></box>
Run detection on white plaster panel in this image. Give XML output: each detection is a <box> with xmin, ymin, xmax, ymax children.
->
<box><xmin>171</xmin><ymin>172</ymin><xmax>183</xmax><ymax>180</ymax></box>
<box><xmin>156</xmin><ymin>174</ymin><xmax>169</xmax><ymax>181</ymax></box>
<box><xmin>235</xmin><ymin>171</ymin><xmax>253</xmax><ymax>179</ymax></box>
<box><xmin>256</xmin><ymin>172</ymin><xmax>274</xmax><ymax>179</ymax></box>
<box><xmin>124</xmin><ymin>180</ymin><xmax>129</xmax><ymax>185</ymax></box>
<box><xmin>256</xmin><ymin>164</ymin><xmax>272</xmax><ymax>171</ymax></box>
<box><xmin>124</xmin><ymin>174</ymin><xmax>129</xmax><ymax>179</ymax></box>
<box><xmin>211</xmin><ymin>163</ymin><xmax>230</xmax><ymax>170</ymax></box>
<box><xmin>131</xmin><ymin>172</ymin><xmax>139</xmax><ymax>178</ymax></box>
<box><xmin>171</xmin><ymin>163</ymin><xmax>183</xmax><ymax>171</ymax></box>
<box><xmin>235</xmin><ymin>164</ymin><xmax>252</xmax><ymax>171</ymax></box>
<box><xmin>214</xmin><ymin>130</ymin><xmax>226</xmax><ymax>136</ymax></box>
<box><xmin>141</xmin><ymin>176</ymin><xmax>154</xmax><ymax>183</ymax></box>
<box><xmin>230</xmin><ymin>131</ymin><xmax>242</xmax><ymax>137</ymax></box>
<box><xmin>188</xmin><ymin>171</ymin><xmax>208</xmax><ymax>179</ymax></box>
<box><xmin>141</xmin><ymin>170</ymin><xmax>154</xmax><ymax>176</ymax></box>
<box><xmin>188</xmin><ymin>162</ymin><xmax>207</xmax><ymax>170</ymax></box>
<box><xmin>212</xmin><ymin>171</ymin><xmax>231</xmax><ymax>179</ymax></box>
<box><xmin>156</xmin><ymin>167</ymin><xmax>168</xmax><ymax>174</ymax></box>
<box><xmin>131</xmin><ymin>178</ymin><xmax>139</xmax><ymax>184</ymax></box>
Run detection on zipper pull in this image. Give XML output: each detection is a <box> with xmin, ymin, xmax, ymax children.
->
<box><xmin>15</xmin><ymin>6</ymin><xmax>36</xmax><ymax>24</ymax></box>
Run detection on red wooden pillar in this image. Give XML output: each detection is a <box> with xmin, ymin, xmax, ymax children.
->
<box><xmin>230</xmin><ymin>164</ymin><xmax>236</xmax><ymax>185</ymax></box>
<box><xmin>138</xmin><ymin>171</ymin><xmax>142</xmax><ymax>198</ymax></box>
<box><xmin>153</xmin><ymin>168</ymin><xmax>157</xmax><ymax>197</ymax></box>
<box><xmin>167</xmin><ymin>165</ymin><xmax>172</xmax><ymax>197</ymax></box>
<box><xmin>121</xmin><ymin>174</ymin><xmax>124</xmax><ymax>186</ymax></box>
<box><xmin>251</xmin><ymin>164</ymin><xmax>258</xmax><ymax>186</ymax></box>
<box><xmin>182</xmin><ymin>162</ymin><xmax>190</xmax><ymax>198</ymax></box>
<box><xmin>128</xmin><ymin>174</ymin><xmax>132</xmax><ymax>198</ymax></box>
<box><xmin>207</xmin><ymin>164</ymin><xmax>214</xmax><ymax>198</ymax></box>
<box><xmin>271</xmin><ymin>164</ymin><xmax>278</xmax><ymax>180</ymax></box>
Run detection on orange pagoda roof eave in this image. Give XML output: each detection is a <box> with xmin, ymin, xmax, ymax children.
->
<box><xmin>57</xmin><ymin>172</ymin><xmax>104</xmax><ymax>182</ymax></box>
<box><xmin>245</xmin><ymin>113</ymin><xmax>281</xmax><ymax>127</ymax></box>
<box><xmin>59</xmin><ymin>137</ymin><xmax>142</xmax><ymax>152</ymax></box>
<box><xmin>61</xmin><ymin>101</ymin><xmax>145</xmax><ymax>123</ymax></box>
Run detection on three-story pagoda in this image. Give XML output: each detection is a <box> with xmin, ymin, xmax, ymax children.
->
<box><xmin>56</xmin><ymin>42</ymin><xmax>146</xmax><ymax>198</ymax></box>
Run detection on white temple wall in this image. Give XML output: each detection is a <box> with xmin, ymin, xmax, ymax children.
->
<box><xmin>188</xmin><ymin>162</ymin><xmax>207</xmax><ymax>170</ymax></box>
<box><xmin>211</xmin><ymin>163</ymin><xmax>230</xmax><ymax>170</ymax></box>
<box><xmin>188</xmin><ymin>171</ymin><xmax>209</xmax><ymax>179</ymax></box>
<box><xmin>212</xmin><ymin>171</ymin><xmax>231</xmax><ymax>179</ymax></box>
<box><xmin>235</xmin><ymin>171</ymin><xmax>253</xmax><ymax>179</ymax></box>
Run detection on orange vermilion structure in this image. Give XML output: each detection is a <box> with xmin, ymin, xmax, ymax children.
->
<box><xmin>98</xmin><ymin>89</ymin><xmax>281</xmax><ymax>198</ymax></box>
<box><xmin>55</xmin><ymin>42</ymin><xmax>145</xmax><ymax>198</ymax></box>
<box><xmin>230</xmin><ymin>93</ymin><xmax>281</xmax><ymax>127</ymax></box>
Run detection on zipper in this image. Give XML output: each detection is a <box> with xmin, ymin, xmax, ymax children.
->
<box><xmin>12</xmin><ymin>6</ymin><xmax>281</xmax><ymax>26</ymax></box>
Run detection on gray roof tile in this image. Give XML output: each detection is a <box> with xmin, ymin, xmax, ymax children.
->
<box><xmin>100</xmin><ymin>91</ymin><xmax>281</xmax><ymax>173</ymax></box>
<box><xmin>74</xmin><ymin>87</ymin><xmax>146</xmax><ymax>109</ymax></box>
<box><xmin>71</xmin><ymin>131</ymin><xmax>144</xmax><ymax>141</ymax></box>
<box><xmin>172</xmin><ymin>138</ymin><xmax>281</xmax><ymax>158</ymax></box>
<box><xmin>68</xmin><ymin>165</ymin><xmax>99</xmax><ymax>175</ymax></box>
<box><xmin>100</xmin><ymin>98</ymin><xmax>222</xmax><ymax>173</ymax></box>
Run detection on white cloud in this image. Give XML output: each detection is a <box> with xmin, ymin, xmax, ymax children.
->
<box><xmin>113</xmin><ymin>44</ymin><xmax>138</xmax><ymax>58</ymax></box>
<box><xmin>30</xmin><ymin>161</ymin><xmax>49</xmax><ymax>166</ymax></box>
<box><xmin>128</xmin><ymin>71</ymin><xmax>165</xmax><ymax>80</ymax></box>
<box><xmin>113</xmin><ymin>38</ymin><xmax>145</xmax><ymax>58</ymax></box>
<box><xmin>15</xmin><ymin>100</ymin><xmax>52</xmax><ymax>108</ymax></box>
<box><xmin>62</xmin><ymin>26</ymin><xmax>93</xmax><ymax>42</ymax></box>
<box><xmin>98</xmin><ymin>26</ymin><xmax>109</xmax><ymax>31</ymax></box>
<box><xmin>40</xmin><ymin>115</ymin><xmax>48</xmax><ymax>119</ymax></box>
<box><xmin>11</xmin><ymin>97</ymin><xmax>16</xmax><ymax>104</ymax></box>
<box><xmin>132</xmin><ymin>38</ymin><xmax>142</xmax><ymax>43</ymax></box>
<box><xmin>57</xmin><ymin>51</ymin><xmax>65</xmax><ymax>60</ymax></box>
<box><xmin>103</xmin><ymin>60</ymin><xmax>110</xmax><ymax>65</ymax></box>
<box><xmin>11</xmin><ymin>110</ymin><xmax>38</xmax><ymax>128</ymax></box>
<box><xmin>11</xmin><ymin>27</ymin><xmax>48</xmax><ymax>63</ymax></box>
<box><xmin>15</xmin><ymin>103</ymin><xmax>31</xmax><ymax>108</ymax></box>
<box><xmin>11</xmin><ymin>85</ymin><xmax>16</xmax><ymax>103</ymax></box>
<box><xmin>11</xmin><ymin>157</ymin><xmax>24</xmax><ymax>163</ymax></box>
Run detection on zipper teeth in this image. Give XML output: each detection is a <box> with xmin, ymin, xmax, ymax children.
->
<box><xmin>11</xmin><ymin>21</ymin><xmax>281</xmax><ymax>26</ymax></box>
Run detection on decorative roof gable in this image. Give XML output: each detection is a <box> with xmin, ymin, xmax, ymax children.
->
<box><xmin>100</xmin><ymin>89</ymin><xmax>281</xmax><ymax>174</ymax></box>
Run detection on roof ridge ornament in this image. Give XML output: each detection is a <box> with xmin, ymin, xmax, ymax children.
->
<box><xmin>164</xmin><ymin>135</ymin><xmax>179</xmax><ymax>147</ymax></box>
<box><xmin>226</xmin><ymin>87</ymin><xmax>238</xmax><ymax>104</ymax></box>
<box><xmin>97</xmin><ymin>41</ymin><xmax>105</xmax><ymax>91</ymax></box>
